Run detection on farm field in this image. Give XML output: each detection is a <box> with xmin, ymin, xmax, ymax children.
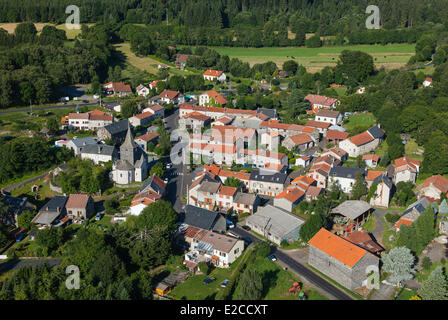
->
<box><xmin>115</xmin><ymin>43</ymin><xmax>161</xmax><ymax>75</ymax></box>
<box><xmin>211</xmin><ymin>44</ymin><xmax>415</xmax><ymax>72</ymax></box>
<box><xmin>0</xmin><ymin>22</ymin><xmax>92</xmax><ymax>39</ymax></box>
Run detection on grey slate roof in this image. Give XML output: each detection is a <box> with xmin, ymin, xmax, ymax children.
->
<box><xmin>330</xmin><ymin>166</ymin><xmax>364</xmax><ymax>179</ymax></box>
<box><xmin>257</xmin><ymin>108</ymin><xmax>277</xmax><ymax>119</ymax></box>
<box><xmin>331</xmin><ymin>200</ymin><xmax>371</xmax><ymax>220</ymax></box>
<box><xmin>181</xmin><ymin>205</ymin><xmax>226</xmax><ymax>233</ymax></box>
<box><xmin>140</xmin><ymin>174</ymin><xmax>166</xmax><ymax>194</ymax></box>
<box><xmin>80</xmin><ymin>144</ymin><xmax>116</xmax><ymax>156</ymax></box>
<box><xmin>367</xmin><ymin>125</ymin><xmax>385</xmax><ymax>139</ymax></box>
<box><xmin>103</xmin><ymin>119</ymin><xmax>129</xmax><ymax>135</ymax></box>
<box><xmin>32</xmin><ymin>196</ymin><xmax>67</xmax><ymax>225</ymax></box>
<box><xmin>197</xmin><ymin>181</ymin><xmax>221</xmax><ymax>194</ymax></box>
<box><xmin>403</xmin><ymin>198</ymin><xmax>430</xmax><ymax>216</ymax></box>
<box><xmin>234</xmin><ymin>192</ymin><xmax>257</xmax><ymax>206</ymax></box>
<box><xmin>115</xmin><ymin>159</ymin><xmax>134</xmax><ymax>171</ymax></box>
<box><xmin>246</xmin><ymin>205</ymin><xmax>305</xmax><ymax>239</ymax></box>
<box><xmin>71</xmin><ymin>137</ymin><xmax>97</xmax><ymax>148</ymax></box>
<box><xmin>250</xmin><ymin>169</ymin><xmax>287</xmax><ymax>184</ymax></box>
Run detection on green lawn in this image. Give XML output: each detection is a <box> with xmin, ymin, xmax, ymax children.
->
<box><xmin>343</xmin><ymin>113</ymin><xmax>376</xmax><ymax>135</ymax></box>
<box><xmin>362</xmin><ymin>214</ymin><xmax>376</xmax><ymax>233</ymax></box>
<box><xmin>395</xmin><ymin>287</ymin><xmax>418</xmax><ymax>300</ymax></box>
<box><xmin>211</xmin><ymin>44</ymin><xmax>415</xmax><ymax>73</ymax></box>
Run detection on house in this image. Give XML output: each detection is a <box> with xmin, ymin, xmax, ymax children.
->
<box><xmin>417</xmin><ymin>175</ymin><xmax>448</xmax><ymax>202</ymax></box>
<box><xmin>175</xmin><ymin>54</ymin><xmax>197</xmax><ymax>69</ymax></box>
<box><xmin>328</xmin><ymin>167</ymin><xmax>365</xmax><ymax>194</ymax></box>
<box><xmin>158</xmin><ymin>89</ymin><xmax>185</xmax><ymax>105</ymax></box>
<box><xmin>260</xmin><ymin>131</ymin><xmax>281</xmax><ymax>151</ymax></box>
<box><xmin>282</xmin><ymin>134</ymin><xmax>314</xmax><ymax>152</ymax></box>
<box><xmin>305</xmin><ymin>120</ymin><xmax>331</xmax><ymax>135</ymax></box>
<box><xmin>326</xmin><ymin>130</ymin><xmax>349</xmax><ymax>146</ymax></box>
<box><xmin>274</xmin><ymin>188</ymin><xmax>305</xmax><ymax>212</ymax></box>
<box><xmin>31</xmin><ymin>196</ymin><xmax>68</xmax><ymax>227</ymax></box>
<box><xmin>129</xmin><ymin>112</ymin><xmax>154</xmax><ymax>127</ymax></box>
<box><xmin>67</xmin><ymin>109</ymin><xmax>113</xmax><ymax>131</ymax></box>
<box><xmin>362</xmin><ymin>154</ymin><xmax>380</xmax><ymax>168</ymax></box>
<box><xmin>331</xmin><ymin>200</ymin><xmax>372</xmax><ymax>229</ymax></box>
<box><xmin>199</xmin><ymin>91</ymin><xmax>227</xmax><ymax>106</ymax></box>
<box><xmin>339</xmin><ymin>125</ymin><xmax>384</xmax><ymax>157</ymax></box>
<box><xmin>396</xmin><ymin>198</ymin><xmax>431</xmax><ymax>230</ymax></box>
<box><xmin>65</xmin><ymin>137</ymin><xmax>98</xmax><ymax>156</ymax></box>
<box><xmin>180</xmin><ymin>205</ymin><xmax>227</xmax><ymax>233</ymax></box>
<box><xmin>179</xmin><ymin>104</ymin><xmax>257</xmax><ymax>120</ymax></box>
<box><xmin>212</xmin><ymin>115</ymin><xmax>234</xmax><ymax>127</ymax></box>
<box><xmin>423</xmin><ymin>77</ymin><xmax>433</xmax><ymax>87</ymax></box>
<box><xmin>97</xmin><ymin>119</ymin><xmax>130</xmax><ymax>144</ymax></box>
<box><xmin>232</xmin><ymin>193</ymin><xmax>259</xmax><ymax>214</ymax></box>
<box><xmin>149</xmin><ymin>80</ymin><xmax>162</xmax><ymax>90</ymax></box>
<box><xmin>342</xmin><ymin>230</ymin><xmax>384</xmax><ymax>256</ymax></box>
<box><xmin>65</xmin><ymin>194</ymin><xmax>95</xmax><ymax>222</ymax></box>
<box><xmin>291</xmin><ymin>175</ymin><xmax>316</xmax><ymax>192</ymax></box>
<box><xmin>154</xmin><ymin>270</ymin><xmax>190</xmax><ymax>296</ymax></box>
<box><xmin>314</xmin><ymin>110</ymin><xmax>342</xmax><ymax>125</ymax></box>
<box><xmin>308</xmin><ymin>228</ymin><xmax>379</xmax><ymax>290</ymax></box>
<box><xmin>305</xmin><ymin>186</ymin><xmax>324</xmax><ymax>202</ymax></box>
<box><xmin>245</xmin><ymin>205</ymin><xmax>305</xmax><ymax>245</ymax></box>
<box><xmin>306</xmin><ymin>162</ymin><xmax>332</xmax><ymax>188</ymax></box>
<box><xmin>179</xmin><ymin>112</ymin><xmax>212</xmax><ymax>132</ymax></box>
<box><xmin>365</xmin><ymin>170</ymin><xmax>386</xmax><ymax>188</ymax></box>
<box><xmin>305</xmin><ymin>94</ymin><xmax>340</xmax><ymax>110</ymax></box>
<box><xmin>134</xmin><ymin>132</ymin><xmax>160</xmax><ymax>152</ymax></box>
<box><xmin>0</xmin><ymin>192</ymin><xmax>35</xmax><ymax>227</ymax></box>
<box><xmin>295</xmin><ymin>155</ymin><xmax>311</xmax><ymax>167</ymax></box>
<box><xmin>203</xmin><ymin>70</ymin><xmax>227</xmax><ymax>82</ymax></box>
<box><xmin>320</xmin><ymin>147</ymin><xmax>348</xmax><ymax>162</ymax></box>
<box><xmin>142</xmin><ymin>104</ymin><xmax>165</xmax><ymax>119</ymax></box>
<box><xmin>257</xmin><ymin>108</ymin><xmax>278</xmax><ymax>120</ymax></box>
<box><xmin>369</xmin><ymin>175</ymin><xmax>394</xmax><ymax>208</ymax></box>
<box><xmin>248</xmin><ymin>169</ymin><xmax>288</xmax><ymax>197</ymax></box>
<box><xmin>140</xmin><ymin>174</ymin><xmax>167</xmax><ymax>196</ymax></box>
<box><xmin>103</xmin><ymin>82</ymin><xmax>132</xmax><ymax>97</ymax></box>
<box><xmin>128</xmin><ymin>189</ymin><xmax>163</xmax><ymax>216</ymax></box>
<box><xmin>136</xmin><ymin>84</ymin><xmax>150</xmax><ymax>98</ymax></box>
<box><xmin>394</xmin><ymin>157</ymin><xmax>420</xmax><ymax>184</ymax></box>
<box><xmin>111</xmin><ymin>125</ymin><xmax>148</xmax><ymax>184</ymax></box>
<box><xmin>80</xmin><ymin>144</ymin><xmax>117</xmax><ymax>165</ymax></box>
<box><xmin>184</xmin><ymin>228</ymin><xmax>244</xmax><ymax>268</ymax></box>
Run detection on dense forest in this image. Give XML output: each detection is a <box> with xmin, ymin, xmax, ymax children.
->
<box><xmin>0</xmin><ymin>0</ymin><xmax>447</xmax><ymax>47</ymax></box>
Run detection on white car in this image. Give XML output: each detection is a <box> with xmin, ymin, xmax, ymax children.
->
<box><xmin>164</xmin><ymin>178</ymin><xmax>169</xmax><ymax>184</ymax></box>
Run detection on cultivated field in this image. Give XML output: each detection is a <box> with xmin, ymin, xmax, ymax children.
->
<box><xmin>212</xmin><ymin>44</ymin><xmax>415</xmax><ymax>73</ymax></box>
<box><xmin>114</xmin><ymin>42</ymin><xmax>162</xmax><ymax>75</ymax></box>
<box><xmin>0</xmin><ymin>22</ymin><xmax>92</xmax><ymax>39</ymax></box>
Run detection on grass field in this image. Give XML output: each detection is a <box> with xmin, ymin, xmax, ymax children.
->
<box><xmin>115</xmin><ymin>43</ymin><xmax>161</xmax><ymax>75</ymax></box>
<box><xmin>211</xmin><ymin>44</ymin><xmax>415</xmax><ymax>73</ymax></box>
<box><xmin>343</xmin><ymin>113</ymin><xmax>376</xmax><ymax>135</ymax></box>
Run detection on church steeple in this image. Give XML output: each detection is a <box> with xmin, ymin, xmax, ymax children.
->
<box><xmin>120</xmin><ymin>122</ymin><xmax>138</xmax><ymax>164</ymax></box>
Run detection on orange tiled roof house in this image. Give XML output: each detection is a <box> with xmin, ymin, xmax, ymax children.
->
<box><xmin>308</xmin><ymin>228</ymin><xmax>379</xmax><ymax>290</ymax></box>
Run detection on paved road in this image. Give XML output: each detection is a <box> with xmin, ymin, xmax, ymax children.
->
<box><xmin>0</xmin><ymin>258</ymin><xmax>61</xmax><ymax>272</ymax></box>
<box><xmin>0</xmin><ymin>101</ymin><xmax>120</xmax><ymax>115</ymax></box>
<box><xmin>231</xmin><ymin>226</ymin><xmax>354</xmax><ymax>300</ymax></box>
<box><xmin>3</xmin><ymin>171</ymin><xmax>50</xmax><ymax>193</ymax></box>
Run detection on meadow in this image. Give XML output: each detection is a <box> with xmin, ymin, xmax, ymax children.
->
<box><xmin>0</xmin><ymin>22</ymin><xmax>93</xmax><ymax>39</ymax></box>
<box><xmin>211</xmin><ymin>44</ymin><xmax>415</xmax><ymax>72</ymax></box>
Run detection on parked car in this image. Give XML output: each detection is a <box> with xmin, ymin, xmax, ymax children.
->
<box><xmin>268</xmin><ymin>254</ymin><xmax>277</xmax><ymax>262</ymax></box>
<box><xmin>242</xmin><ymin>225</ymin><xmax>251</xmax><ymax>231</ymax></box>
<box><xmin>202</xmin><ymin>277</ymin><xmax>216</xmax><ymax>284</ymax></box>
<box><xmin>221</xmin><ymin>279</ymin><xmax>229</xmax><ymax>288</ymax></box>
<box><xmin>95</xmin><ymin>213</ymin><xmax>102</xmax><ymax>221</ymax></box>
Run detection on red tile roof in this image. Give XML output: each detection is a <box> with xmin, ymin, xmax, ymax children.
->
<box><xmin>327</xmin><ymin>130</ymin><xmax>349</xmax><ymax>141</ymax></box>
<box><xmin>275</xmin><ymin>188</ymin><xmax>305</xmax><ymax>203</ymax></box>
<box><xmin>286</xmin><ymin>133</ymin><xmax>313</xmax><ymax>146</ymax></box>
<box><xmin>419</xmin><ymin>175</ymin><xmax>448</xmax><ymax>193</ymax></box>
<box><xmin>366</xmin><ymin>170</ymin><xmax>385</xmax><ymax>182</ymax></box>
<box><xmin>204</xmin><ymin>91</ymin><xmax>227</xmax><ymax>105</ymax></box>
<box><xmin>305</xmin><ymin>94</ymin><xmax>339</xmax><ymax>107</ymax></box>
<box><xmin>218</xmin><ymin>185</ymin><xmax>238</xmax><ymax>197</ymax></box>
<box><xmin>362</xmin><ymin>154</ymin><xmax>380</xmax><ymax>162</ymax></box>
<box><xmin>203</xmin><ymin>70</ymin><xmax>224</xmax><ymax>77</ymax></box>
<box><xmin>66</xmin><ymin>194</ymin><xmax>90</xmax><ymax>208</ymax></box>
<box><xmin>315</xmin><ymin>109</ymin><xmax>340</xmax><ymax>118</ymax></box>
<box><xmin>136</xmin><ymin>132</ymin><xmax>160</xmax><ymax>142</ymax></box>
<box><xmin>182</xmin><ymin>112</ymin><xmax>211</xmax><ymax>122</ymax></box>
<box><xmin>305</xmin><ymin>120</ymin><xmax>331</xmax><ymax>129</ymax></box>
<box><xmin>349</xmin><ymin>131</ymin><xmax>374</xmax><ymax>146</ymax></box>
<box><xmin>133</xmin><ymin>112</ymin><xmax>154</xmax><ymax>120</ymax></box>
<box><xmin>159</xmin><ymin>89</ymin><xmax>180</xmax><ymax>100</ymax></box>
<box><xmin>308</xmin><ymin>228</ymin><xmax>373</xmax><ymax>268</ymax></box>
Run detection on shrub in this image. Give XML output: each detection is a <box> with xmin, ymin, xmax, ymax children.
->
<box><xmin>255</xmin><ymin>242</ymin><xmax>270</xmax><ymax>258</ymax></box>
<box><xmin>385</xmin><ymin>213</ymin><xmax>401</xmax><ymax>224</ymax></box>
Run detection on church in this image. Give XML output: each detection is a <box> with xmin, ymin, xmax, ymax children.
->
<box><xmin>111</xmin><ymin>123</ymin><xmax>148</xmax><ymax>185</ymax></box>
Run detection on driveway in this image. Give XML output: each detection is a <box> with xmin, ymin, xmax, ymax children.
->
<box><xmin>372</xmin><ymin>209</ymin><xmax>388</xmax><ymax>244</ymax></box>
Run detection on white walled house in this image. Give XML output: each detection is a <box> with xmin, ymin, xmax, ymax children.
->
<box><xmin>203</xmin><ymin>70</ymin><xmax>227</xmax><ymax>82</ymax></box>
<box><xmin>80</xmin><ymin>144</ymin><xmax>117</xmax><ymax>164</ymax></box>
<box><xmin>314</xmin><ymin>109</ymin><xmax>342</xmax><ymax>125</ymax></box>
<box><xmin>339</xmin><ymin>126</ymin><xmax>384</xmax><ymax>157</ymax></box>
